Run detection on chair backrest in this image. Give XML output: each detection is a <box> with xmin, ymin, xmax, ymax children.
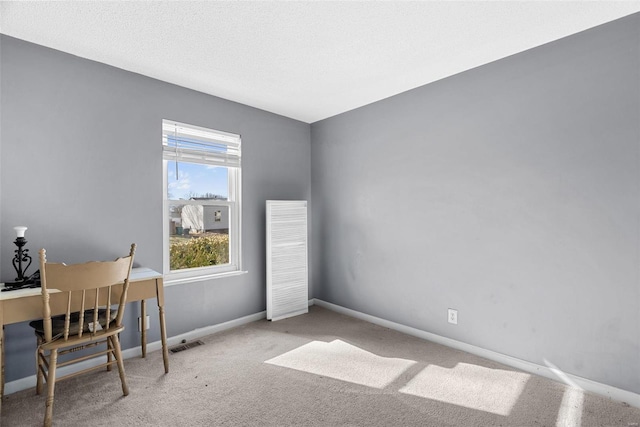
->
<box><xmin>38</xmin><ymin>244</ymin><xmax>136</xmax><ymax>343</ymax></box>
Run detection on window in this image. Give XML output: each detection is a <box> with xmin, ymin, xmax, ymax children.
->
<box><xmin>162</xmin><ymin>120</ymin><xmax>242</xmax><ymax>281</ymax></box>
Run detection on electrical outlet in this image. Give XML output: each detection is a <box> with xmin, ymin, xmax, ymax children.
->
<box><xmin>448</xmin><ymin>308</ymin><xmax>458</xmax><ymax>325</ymax></box>
<box><xmin>138</xmin><ymin>315</ymin><xmax>150</xmax><ymax>331</ymax></box>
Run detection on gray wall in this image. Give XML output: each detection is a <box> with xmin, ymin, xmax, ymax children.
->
<box><xmin>3</xmin><ymin>12</ymin><xmax>639</xmax><ymax>396</ymax></box>
<box><xmin>0</xmin><ymin>35</ymin><xmax>311</xmax><ymax>381</ymax></box>
<box><xmin>311</xmin><ymin>13</ymin><xmax>640</xmax><ymax>394</ymax></box>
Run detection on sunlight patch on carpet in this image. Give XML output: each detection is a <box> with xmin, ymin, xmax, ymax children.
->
<box><xmin>399</xmin><ymin>363</ymin><xmax>529</xmax><ymax>416</ymax></box>
<box><xmin>265</xmin><ymin>339</ymin><xmax>416</xmax><ymax>389</ymax></box>
<box><xmin>543</xmin><ymin>359</ymin><xmax>584</xmax><ymax>427</ymax></box>
<box><xmin>555</xmin><ymin>386</ymin><xmax>584</xmax><ymax>427</ymax></box>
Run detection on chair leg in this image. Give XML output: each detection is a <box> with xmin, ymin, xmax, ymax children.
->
<box><xmin>110</xmin><ymin>335</ymin><xmax>129</xmax><ymax>396</ymax></box>
<box><xmin>106</xmin><ymin>338</ymin><xmax>113</xmax><ymax>372</ymax></box>
<box><xmin>44</xmin><ymin>349</ymin><xmax>58</xmax><ymax>427</ymax></box>
<box><xmin>35</xmin><ymin>337</ymin><xmax>44</xmax><ymax>395</ymax></box>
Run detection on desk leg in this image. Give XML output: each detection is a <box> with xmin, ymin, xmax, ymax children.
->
<box><xmin>1</xmin><ymin>323</ymin><xmax>4</xmax><ymax>402</ymax></box>
<box><xmin>141</xmin><ymin>299</ymin><xmax>147</xmax><ymax>358</ymax></box>
<box><xmin>156</xmin><ymin>279</ymin><xmax>169</xmax><ymax>373</ymax></box>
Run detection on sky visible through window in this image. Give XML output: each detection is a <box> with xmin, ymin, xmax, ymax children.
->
<box><xmin>167</xmin><ymin>161</ymin><xmax>229</xmax><ymax>200</ymax></box>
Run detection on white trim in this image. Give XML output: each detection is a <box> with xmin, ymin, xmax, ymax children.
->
<box><xmin>311</xmin><ymin>298</ymin><xmax>640</xmax><ymax>409</ymax></box>
<box><xmin>161</xmin><ymin>119</ymin><xmax>242</xmax><ymax>277</ymax></box>
<box><xmin>9</xmin><ymin>298</ymin><xmax>637</xmax><ymax>411</ymax></box>
<box><xmin>158</xmin><ymin>310</ymin><xmax>265</xmax><ymax>348</ymax></box>
<box><xmin>165</xmin><ymin>263</ymin><xmax>240</xmax><ymax>282</ymax></box>
<box><xmin>164</xmin><ymin>270</ymin><xmax>248</xmax><ymax>286</ymax></box>
<box><xmin>162</xmin><ymin>120</ymin><xmax>241</xmax><ymax>146</ymax></box>
<box><xmin>4</xmin><ymin>310</ymin><xmax>265</xmax><ymax>396</ymax></box>
<box><xmin>168</xmin><ymin>199</ymin><xmax>232</xmax><ymax>207</ymax></box>
<box><xmin>162</xmin><ymin>159</ymin><xmax>170</xmax><ymax>271</ymax></box>
<box><xmin>229</xmin><ymin>165</ymin><xmax>242</xmax><ymax>272</ymax></box>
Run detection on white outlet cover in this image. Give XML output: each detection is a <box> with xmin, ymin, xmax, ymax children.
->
<box><xmin>448</xmin><ymin>309</ymin><xmax>458</xmax><ymax>325</ymax></box>
<box><xmin>138</xmin><ymin>315</ymin><xmax>151</xmax><ymax>331</ymax></box>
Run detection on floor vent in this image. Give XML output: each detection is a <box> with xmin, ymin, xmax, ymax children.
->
<box><xmin>170</xmin><ymin>340</ymin><xmax>204</xmax><ymax>354</ymax></box>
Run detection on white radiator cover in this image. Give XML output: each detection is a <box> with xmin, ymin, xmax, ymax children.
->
<box><xmin>266</xmin><ymin>200</ymin><xmax>309</xmax><ymax>321</ymax></box>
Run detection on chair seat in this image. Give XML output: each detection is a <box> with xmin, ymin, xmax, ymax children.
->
<box><xmin>29</xmin><ymin>309</ymin><xmax>118</xmax><ymax>337</ymax></box>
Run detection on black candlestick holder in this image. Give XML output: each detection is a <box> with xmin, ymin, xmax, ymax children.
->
<box><xmin>12</xmin><ymin>236</ymin><xmax>32</xmax><ymax>281</ymax></box>
<box><xmin>5</xmin><ymin>237</ymin><xmax>34</xmax><ymax>289</ymax></box>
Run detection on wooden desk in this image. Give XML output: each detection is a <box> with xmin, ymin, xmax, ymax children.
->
<box><xmin>0</xmin><ymin>267</ymin><xmax>169</xmax><ymax>399</ymax></box>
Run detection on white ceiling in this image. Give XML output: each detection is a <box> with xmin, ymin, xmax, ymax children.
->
<box><xmin>1</xmin><ymin>1</ymin><xmax>639</xmax><ymax>123</ymax></box>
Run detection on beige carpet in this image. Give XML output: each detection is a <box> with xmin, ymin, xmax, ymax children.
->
<box><xmin>2</xmin><ymin>306</ymin><xmax>639</xmax><ymax>426</ymax></box>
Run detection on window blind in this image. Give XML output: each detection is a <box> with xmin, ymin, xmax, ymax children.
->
<box><xmin>162</xmin><ymin>120</ymin><xmax>241</xmax><ymax>167</ymax></box>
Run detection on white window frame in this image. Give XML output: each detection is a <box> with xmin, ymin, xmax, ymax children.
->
<box><xmin>162</xmin><ymin>119</ymin><xmax>242</xmax><ymax>283</ymax></box>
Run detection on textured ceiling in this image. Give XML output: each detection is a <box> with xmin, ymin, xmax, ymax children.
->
<box><xmin>1</xmin><ymin>1</ymin><xmax>639</xmax><ymax>123</ymax></box>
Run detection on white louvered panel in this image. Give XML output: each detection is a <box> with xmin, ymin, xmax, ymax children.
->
<box><xmin>266</xmin><ymin>200</ymin><xmax>308</xmax><ymax>321</ymax></box>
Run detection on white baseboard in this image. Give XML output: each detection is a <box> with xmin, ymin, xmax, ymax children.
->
<box><xmin>311</xmin><ymin>298</ymin><xmax>640</xmax><ymax>409</ymax></box>
<box><xmin>4</xmin><ymin>310</ymin><xmax>267</xmax><ymax>396</ymax></box>
<box><xmin>9</xmin><ymin>299</ymin><xmax>638</xmax><ymax>410</ymax></box>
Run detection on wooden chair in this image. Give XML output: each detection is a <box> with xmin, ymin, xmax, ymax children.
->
<box><xmin>29</xmin><ymin>244</ymin><xmax>136</xmax><ymax>427</ymax></box>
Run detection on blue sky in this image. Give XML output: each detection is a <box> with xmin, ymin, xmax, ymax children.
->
<box><xmin>167</xmin><ymin>161</ymin><xmax>228</xmax><ymax>200</ymax></box>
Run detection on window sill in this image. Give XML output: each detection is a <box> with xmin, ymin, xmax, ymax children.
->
<box><xmin>164</xmin><ymin>270</ymin><xmax>248</xmax><ymax>287</ymax></box>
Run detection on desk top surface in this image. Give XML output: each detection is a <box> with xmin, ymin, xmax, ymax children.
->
<box><xmin>0</xmin><ymin>267</ymin><xmax>162</xmax><ymax>301</ymax></box>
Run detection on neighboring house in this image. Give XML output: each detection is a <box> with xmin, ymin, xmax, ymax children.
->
<box><xmin>180</xmin><ymin>197</ymin><xmax>229</xmax><ymax>233</ymax></box>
